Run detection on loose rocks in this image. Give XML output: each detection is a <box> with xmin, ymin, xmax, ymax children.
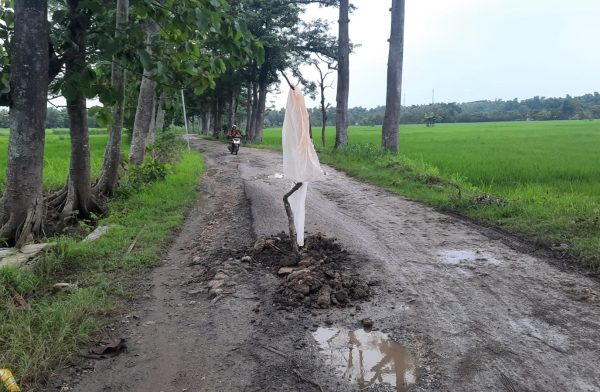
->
<box><xmin>233</xmin><ymin>233</ymin><xmax>372</xmax><ymax>308</ymax></box>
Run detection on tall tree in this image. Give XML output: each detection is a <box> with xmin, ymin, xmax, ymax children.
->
<box><xmin>0</xmin><ymin>0</ymin><xmax>49</xmax><ymax>246</ymax></box>
<box><xmin>50</xmin><ymin>0</ymin><xmax>97</xmax><ymax>218</ymax></box>
<box><xmin>129</xmin><ymin>21</ymin><xmax>159</xmax><ymax>165</ymax></box>
<box><xmin>334</xmin><ymin>0</ymin><xmax>349</xmax><ymax>148</ymax></box>
<box><xmin>231</xmin><ymin>0</ymin><xmax>336</xmax><ymax>142</ymax></box>
<box><xmin>313</xmin><ymin>55</ymin><xmax>335</xmax><ymax>147</ymax></box>
<box><xmin>94</xmin><ymin>0</ymin><xmax>129</xmax><ymax>197</ymax></box>
<box><xmin>381</xmin><ymin>0</ymin><xmax>405</xmax><ymax>153</ymax></box>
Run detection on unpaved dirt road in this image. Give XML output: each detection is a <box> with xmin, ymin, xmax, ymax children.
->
<box><xmin>59</xmin><ymin>138</ymin><xmax>600</xmax><ymax>392</ymax></box>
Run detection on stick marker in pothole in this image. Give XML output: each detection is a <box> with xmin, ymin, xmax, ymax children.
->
<box><xmin>281</xmin><ymin>86</ymin><xmax>324</xmax><ymax>252</ymax></box>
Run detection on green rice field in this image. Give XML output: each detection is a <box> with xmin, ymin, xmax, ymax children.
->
<box><xmin>0</xmin><ymin>128</ymin><xmax>109</xmax><ymax>191</ymax></box>
<box><xmin>261</xmin><ymin>120</ymin><xmax>600</xmax><ymax>267</ymax></box>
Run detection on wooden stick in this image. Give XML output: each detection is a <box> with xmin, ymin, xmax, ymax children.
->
<box><xmin>281</xmin><ymin>72</ymin><xmax>296</xmax><ymax>90</ymax></box>
<box><xmin>283</xmin><ymin>182</ymin><xmax>303</xmax><ymax>256</ymax></box>
<box><xmin>126</xmin><ymin>227</ymin><xmax>145</xmax><ymax>255</ymax></box>
<box><xmin>293</xmin><ymin>369</ymin><xmax>325</xmax><ymax>392</ymax></box>
<box><xmin>260</xmin><ymin>345</ymin><xmax>288</xmax><ymax>358</ymax></box>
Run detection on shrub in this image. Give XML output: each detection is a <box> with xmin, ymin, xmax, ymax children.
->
<box><xmin>146</xmin><ymin>131</ymin><xmax>186</xmax><ymax>164</ymax></box>
<box><xmin>128</xmin><ymin>158</ymin><xmax>170</xmax><ymax>186</ymax></box>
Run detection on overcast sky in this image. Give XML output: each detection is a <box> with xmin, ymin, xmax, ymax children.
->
<box><xmin>271</xmin><ymin>0</ymin><xmax>600</xmax><ymax>109</ymax></box>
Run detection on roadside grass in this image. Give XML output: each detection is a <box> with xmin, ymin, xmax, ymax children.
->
<box><xmin>0</xmin><ymin>151</ymin><xmax>204</xmax><ymax>389</ymax></box>
<box><xmin>0</xmin><ymin>130</ymin><xmax>117</xmax><ymax>191</ymax></box>
<box><xmin>258</xmin><ymin>120</ymin><xmax>600</xmax><ymax>268</ymax></box>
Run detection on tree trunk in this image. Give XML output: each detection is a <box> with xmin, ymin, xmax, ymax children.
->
<box><xmin>64</xmin><ymin>94</ymin><xmax>94</xmax><ymax>218</ymax></box>
<box><xmin>0</xmin><ymin>0</ymin><xmax>48</xmax><ymax>247</ymax></box>
<box><xmin>201</xmin><ymin>112</ymin><xmax>208</xmax><ymax>134</ymax></box>
<box><xmin>245</xmin><ymin>84</ymin><xmax>252</xmax><ymax>133</ymax></box>
<box><xmin>334</xmin><ymin>0</ymin><xmax>350</xmax><ymax>148</ymax></box>
<box><xmin>213</xmin><ymin>98</ymin><xmax>224</xmax><ymax>138</ymax></box>
<box><xmin>228</xmin><ymin>93</ymin><xmax>236</xmax><ymax>128</ymax></box>
<box><xmin>320</xmin><ymin>84</ymin><xmax>327</xmax><ymax>148</ymax></box>
<box><xmin>58</xmin><ymin>0</ymin><xmax>95</xmax><ymax>218</ymax></box>
<box><xmin>248</xmin><ymin>82</ymin><xmax>259</xmax><ymax>141</ymax></box>
<box><xmin>94</xmin><ymin>0</ymin><xmax>129</xmax><ymax>197</ymax></box>
<box><xmin>252</xmin><ymin>80</ymin><xmax>267</xmax><ymax>142</ymax></box>
<box><xmin>154</xmin><ymin>92</ymin><xmax>166</xmax><ymax>133</ymax></box>
<box><xmin>211</xmin><ymin>99</ymin><xmax>218</xmax><ymax>138</ymax></box>
<box><xmin>381</xmin><ymin>0</ymin><xmax>405</xmax><ymax>153</ymax></box>
<box><xmin>129</xmin><ymin>21</ymin><xmax>159</xmax><ymax>165</ymax></box>
<box><xmin>249</xmin><ymin>64</ymin><xmax>268</xmax><ymax>142</ymax></box>
<box><xmin>217</xmin><ymin>97</ymin><xmax>224</xmax><ymax>136</ymax></box>
<box><xmin>233</xmin><ymin>91</ymin><xmax>239</xmax><ymax>125</ymax></box>
<box><xmin>147</xmin><ymin>89</ymin><xmax>158</xmax><ymax>144</ymax></box>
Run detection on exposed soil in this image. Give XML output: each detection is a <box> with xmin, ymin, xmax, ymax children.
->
<box><xmin>232</xmin><ymin>233</ymin><xmax>371</xmax><ymax>309</ymax></box>
<box><xmin>44</xmin><ymin>137</ymin><xmax>600</xmax><ymax>392</ymax></box>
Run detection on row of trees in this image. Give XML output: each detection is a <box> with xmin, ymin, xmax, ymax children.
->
<box><xmin>182</xmin><ymin>0</ymin><xmax>342</xmax><ymax>144</ymax></box>
<box><xmin>262</xmin><ymin>92</ymin><xmax>600</xmax><ymax>127</ymax></box>
<box><xmin>1</xmin><ymin>0</ymin><xmax>409</xmax><ymax>245</ymax></box>
<box><xmin>4</xmin><ymin>90</ymin><xmax>593</xmax><ymax>134</ymax></box>
<box><xmin>188</xmin><ymin>0</ymin><xmax>407</xmax><ymax>153</ymax></box>
<box><xmin>0</xmin><ymin>0</ymin><xmax>262</xmax><ymax>246</ymax></box>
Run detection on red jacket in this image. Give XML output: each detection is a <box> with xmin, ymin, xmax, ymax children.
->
<box><xmin>227</xmin><ymin>129</ymin><xmax>242</xmax><ymax>138</ymax></box>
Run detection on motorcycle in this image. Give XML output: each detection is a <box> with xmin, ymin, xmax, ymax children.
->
<box><xmin>230</xmin><ymin>137</ymin><xmax>241</xmax><ymax>155</ymax></box>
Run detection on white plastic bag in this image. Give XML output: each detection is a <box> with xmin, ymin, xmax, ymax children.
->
<box><xmin>287</xmin><ymin>182</ymin><xmax>308</xmax><ymax>246</ymax></box>
<box><xmin>282</xmin><ymin>89</ymin><xmax>323</xmax><ymax>246</ymax></box>
<box><xmin>282</xmin><ymin>89</ymin><xmax>323</xmax><ymax>182</ymax></box>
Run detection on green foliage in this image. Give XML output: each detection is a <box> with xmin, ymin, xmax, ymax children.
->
<box><xmin>258</xmin><ymin>121</ymin><xmax>600</xmax><ymax>268</ymax></box>
<box><xmin>146</xmin><ymin>130</ymin><xmax>186</xmax><ymax>163</ymax></box>
<box><xmin>0</xmin><ymin>152</ymin><xmax>204</xmax><ymax>386</ymax></box>
<box><xmin>0</xmin><ymin>2</ymin><xmax>14</xmax><ymax>102</ymax></box>
<box><xmin>128</xmin><ymin>158</ymin><xmax>170</xmax><ymax>186</ymax></box>
<box><xmin>423</xmin><ymin>112</ymin><xmax>441</xmax><ymax>127</ymax></box>
<box><xmin>119</xmin><ymin>131</ymin><xmax>187</xmax><ymax>195</ymax></box>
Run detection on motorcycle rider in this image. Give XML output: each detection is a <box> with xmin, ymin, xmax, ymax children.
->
<box><xmin>227</xmin><ymin>125</ymin><xmax>242</xmax><ymax>153</ymax></box>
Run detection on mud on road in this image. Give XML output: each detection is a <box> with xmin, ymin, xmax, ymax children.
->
<box><xmin>54</xmin><ymin>138</ymin><xmax>600</xmax><ymax>392</ymax></box>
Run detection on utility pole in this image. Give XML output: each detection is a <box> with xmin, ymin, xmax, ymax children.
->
<box><xmin>181</xmin><ymin>89</ymin><xmax>190</xmax><ymax>152</ymax></box>
<box><xmin>432</xmin><ymin>88</ymin><xmax>435</xmax><ymax>105</ymax></box>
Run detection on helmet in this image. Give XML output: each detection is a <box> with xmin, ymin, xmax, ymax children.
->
<box><xmin>232</xmin><ymin>124</ymin><xmax>238</xmax><ymax>129</ymax></box>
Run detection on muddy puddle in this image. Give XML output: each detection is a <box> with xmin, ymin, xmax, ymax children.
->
<box><xmin>437</xmin><ymin>249</ymin><xmax>500</xmax><ymax>265</ymax></box>
<box><xmin>313</xmin><ymin>327</ymin><xmax>418</xmax><ymax>391</ymax></box>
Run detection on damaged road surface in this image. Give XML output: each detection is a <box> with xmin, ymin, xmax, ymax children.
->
<box><xmin>60</xmin><ymin>138</ymin><xmax>600</xmax><ymax>392</ymax></box>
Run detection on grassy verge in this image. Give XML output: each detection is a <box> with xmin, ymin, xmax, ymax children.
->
<box><xmin>254</xmin><ymin>122</ymin><xmax>600</xmax><ymax>270</ymax></box>
<box><xmin>0</xmin><ymin>151</ymin><xmax>204</xmax><ymax>390</ymax></box>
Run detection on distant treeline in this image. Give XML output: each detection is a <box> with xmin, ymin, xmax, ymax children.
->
<box><xmin>264</xmin><ymin>92</ymin><xmax>600</xmax><ymax>127</ymax></box>
<box><xmin>2</xmin><ymin>92</ymin><xmax>599</xmax><ymax>131</ymax></box>
<box><xmin>0</xmin><ymin>107</ymin><xmax>99</xmax><ymax>129</ymax></box>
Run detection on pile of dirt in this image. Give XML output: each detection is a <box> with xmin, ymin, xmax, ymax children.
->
<box><xmin>232</xmin><ymin>233</ymin><xmax>371</xmax><ymax>308</ymax></box>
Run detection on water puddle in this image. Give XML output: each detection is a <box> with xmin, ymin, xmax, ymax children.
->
<box><xmin>437</xmin><ymin>249</ymin><xmax>500</xmax><ymax>265</ymax></box>
<box><xmin>312</xmin><ymin>327</ymin><xmax>418</xmax><ymax>391</ymax></box>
